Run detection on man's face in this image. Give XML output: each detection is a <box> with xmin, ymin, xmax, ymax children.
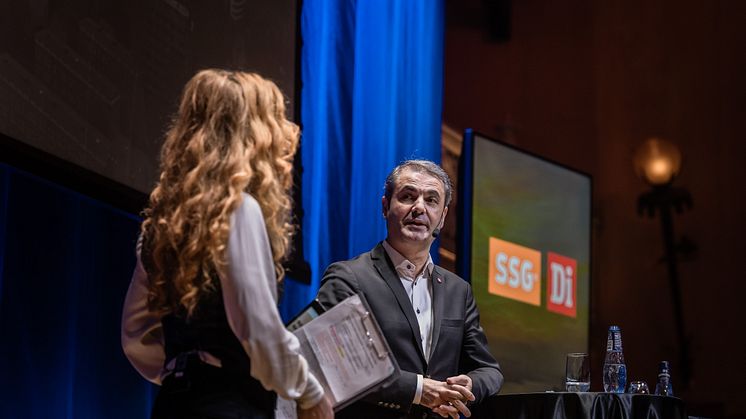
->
<box><xmin>382</xmin><ymin>168</ymin><xmax>448</xmax><ymax>247</ymax></box>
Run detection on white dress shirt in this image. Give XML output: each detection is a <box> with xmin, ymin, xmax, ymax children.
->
<box><xmin>121</xmin><ymin>193</ymin><xmax>323</xmax><ymax>409</ymax></box>
<box><xmin>382</xmin><ymin>240</ymin><xmax>434</xmax><ymax>406</ymax></box>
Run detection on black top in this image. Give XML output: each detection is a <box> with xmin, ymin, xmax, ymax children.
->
<box><xmin>141</xmin><ymin>235</ymin><xmax>276</xmax><ymax>412</ymax></box>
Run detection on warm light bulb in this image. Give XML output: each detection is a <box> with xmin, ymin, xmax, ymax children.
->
<box><xmin>633</xmin><ymin>138</ymin><xmax>682</xmax><ymax>186</ymax></box>
<box><xmin>646</xmin><ymin>158</ymin><xmax>672</xmax><ymax>184</ymax></box>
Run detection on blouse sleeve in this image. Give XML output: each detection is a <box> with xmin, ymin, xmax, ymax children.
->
<box><xmin>219</xmin><ymin>193</ymin><xmax>324</xmax><ymax>409</ymax></box>
<box><xmin>121</xmin><ymin>247</ymin><xmax>166</xmax><ymax>385</ymax></box>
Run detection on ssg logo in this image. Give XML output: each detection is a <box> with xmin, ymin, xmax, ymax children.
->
<box><xmin>488</xmin><ymin>237</ymin><xmax>541</xmax><ymax>306</ymax></box>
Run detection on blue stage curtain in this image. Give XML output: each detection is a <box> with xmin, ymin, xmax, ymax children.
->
<box><xmin>280</xmin><ymin>0</ymin><xmax>444</xmax><ymax>319</ymax></box>
<box><xmin>0</xmin><ymin>164</ymin><xmax>155</xmax><ymax>419</ymax></box>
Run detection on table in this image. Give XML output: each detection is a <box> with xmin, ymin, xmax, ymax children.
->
<box><xmin>471</xmin><ymin>392</ymin><xmax>687</xmax><ymax>419</ymax></box>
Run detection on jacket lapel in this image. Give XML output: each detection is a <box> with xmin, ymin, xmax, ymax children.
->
<box><xmin>370</xmin><ymin>243</ymin><xmax>427</xmax><ymax>363</ymax></box>
<box><xmin>429</xmin><ymin>266</ymin><xmax>445</xmax><ymax>359</ymax></box>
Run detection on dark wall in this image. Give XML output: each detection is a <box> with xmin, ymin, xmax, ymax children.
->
<box><xmin>0</xmin><ymin>0</ymin><xmax>297</xmax><ymax>193</ymax></box>
<box><xmin>444</xmin><ymin>0</ymin><xmax>746</xmax><ymax>417</ymax></box>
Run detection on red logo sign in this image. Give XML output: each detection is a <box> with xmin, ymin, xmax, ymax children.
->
<box><xmin>546</xmin><ymin>252</ymin><xmax>577</xmax><ymax>318</ymax></box>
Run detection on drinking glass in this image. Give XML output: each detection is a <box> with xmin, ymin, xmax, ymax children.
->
<box><xmin>565</xmin><ymin>353</ymin><xmax>591</xmax><ymax>392</ymax></box>
<box><xmin>628</xmin><ymin>381</ymin><xmax>650</xmax><ymax>394</ymax></box>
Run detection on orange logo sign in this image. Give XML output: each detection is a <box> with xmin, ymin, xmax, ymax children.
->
<box><xmin>488</xmin><ymin>237</ymin><xmax>541</xmax><ymax>306</ymax></box>
<box><xmin>546</xmin><ymin>252</ymin><xmax>577</xmax><ymax>318</ymax></box>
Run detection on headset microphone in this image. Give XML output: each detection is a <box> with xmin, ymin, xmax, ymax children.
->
<box><xmin>431</xmin><ymin>212</ymin><xmax>446</xmax><ymax>238</ymax></box>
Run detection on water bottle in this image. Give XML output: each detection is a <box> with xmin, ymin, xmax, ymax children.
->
<box><xmin>602</xmin><ymin>325</ymin><xmax>627</xmax><ymax>393</ymax></box>
<box><xmin>654</xmin><ymin>361</ymin><xmax>674</xmax><ymax>396</ymax></box>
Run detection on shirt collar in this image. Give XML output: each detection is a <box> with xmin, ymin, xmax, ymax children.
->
<box><xmin>382</xmin><ymin>240</ymin><xmax>434</xmax><ymax>281</ymax></box>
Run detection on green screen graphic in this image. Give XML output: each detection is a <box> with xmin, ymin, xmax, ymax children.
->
<box><xmin>470</xmin><ymin>135</ymin><xmax>591</xmax><ymax>393</ymax></box>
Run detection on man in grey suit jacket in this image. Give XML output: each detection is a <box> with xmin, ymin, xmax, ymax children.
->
<box><xmin>317</xmin><ymin>160</ymin><xmax>503</xmax><ymax>419</ymax></box>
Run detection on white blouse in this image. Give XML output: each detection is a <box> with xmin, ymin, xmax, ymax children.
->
<box><xmin>121</xmin><ymin>193</ymin><xmax>323</xmax><ymax>409</ymax></box>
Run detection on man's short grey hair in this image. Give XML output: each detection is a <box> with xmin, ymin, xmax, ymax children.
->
<box><xmin>384</xmin><ymin>160</ymin><xmax>453</xmax><ymax>207</ymax></box>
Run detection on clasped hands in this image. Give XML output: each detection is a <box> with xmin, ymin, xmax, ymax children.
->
<box><xmin>421</xmin><ymin>375</ymin><xmax>475</xmax><ymax>418</ymax></box>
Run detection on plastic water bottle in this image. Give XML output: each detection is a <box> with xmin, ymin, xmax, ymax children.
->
<box><xmin>654</xmin><ymin>361</ymin><xmax>674</xmax><ymax>396</ymax></box>
<box><xmin>602</xmin><ymin>325</ymin><xmax>627</xmax><ymax>393</ymax></box>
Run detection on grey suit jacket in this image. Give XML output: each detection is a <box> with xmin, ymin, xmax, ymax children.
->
<box><xmin>316</xmin><ymin>243</ymin><xmax>503</xmax><ymax>419</ymax></box>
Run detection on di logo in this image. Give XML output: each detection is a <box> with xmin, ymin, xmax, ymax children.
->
<box><xmin>488</xmin><ymin>237</ymin><xmax>541</xmax><ymax>306</ymax></box>
<box><xmin>546</xmin><ymin>252</ymin><xmax>577</xmax><ymax>318</ymax></box>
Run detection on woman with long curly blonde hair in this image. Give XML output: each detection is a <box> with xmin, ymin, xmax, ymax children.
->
<box><xmin>121</xmin><ymin>69</ymin><xmax>332</xmax><ymax>419</ymax></box>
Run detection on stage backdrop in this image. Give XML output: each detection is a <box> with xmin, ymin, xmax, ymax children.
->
<box><xmin>279</xmin><ymin>0</ymin><xmax>445</xmax><ymax>319</ymax></box>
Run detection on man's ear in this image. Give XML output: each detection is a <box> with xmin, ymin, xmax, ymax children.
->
<box><xmin>439</xmin><ymin>206</ymin><xmax>449</xmax><ymax>228</ymax></box>
<box><xmin>382</xmin><ymin>196</ymin><xmax>389</xmax><ymax>218</ymax></box>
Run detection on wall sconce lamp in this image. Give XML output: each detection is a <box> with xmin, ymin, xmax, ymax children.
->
<box><xmin>635</xmin><ymin>137</ymin><xmax>694</xmax><ymax>390</ymax></box>
<box><xmin>634</xmin><ymin>137</ymin><xmax>681</xmax><ymax>186</ymax></box>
